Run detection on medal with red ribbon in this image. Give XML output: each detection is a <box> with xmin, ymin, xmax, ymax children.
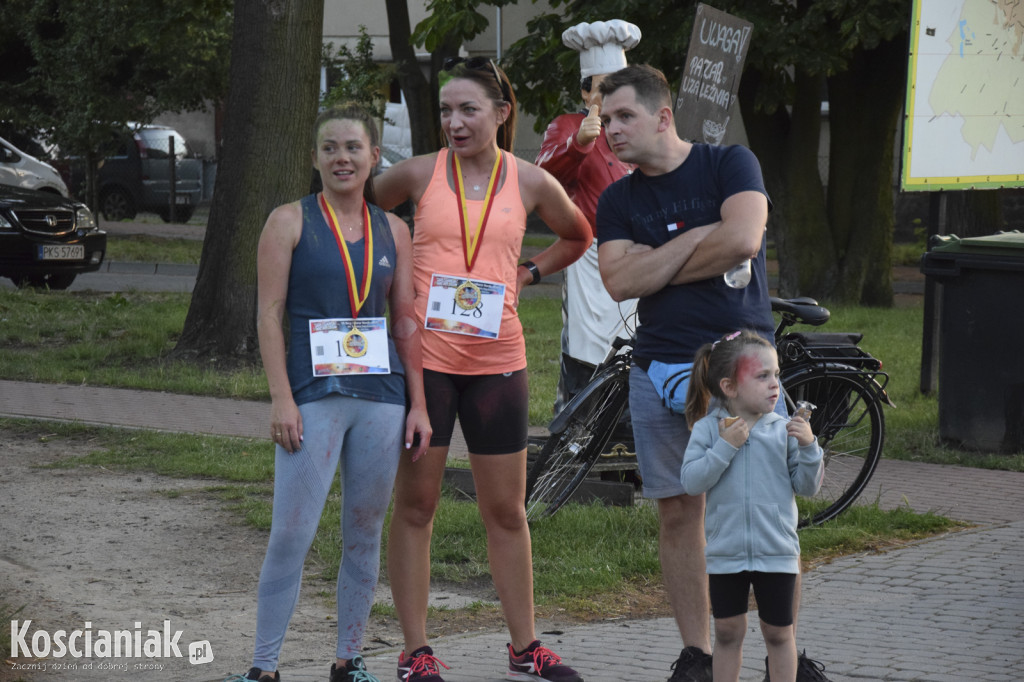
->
<box><xmin>319</xmin><ymin>193</ymin><xmax>373</xmax><ymax>319</ymax></box>
<box><xmin>452</xmin><ymin>150</ymin><xmax>503</xmax><ymax>272</ymax></box>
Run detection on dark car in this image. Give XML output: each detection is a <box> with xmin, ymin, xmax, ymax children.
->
<box><xmin>0</xmin><ymin>184</ymin><xmax>106</xmax><ymax>289</ymax></box>
<box><xmin>65</xmin><ymin>124</ymin><xmax>203</xmax><ymax>223</ymax></box>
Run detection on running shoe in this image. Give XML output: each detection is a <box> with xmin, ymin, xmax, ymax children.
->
<box><xmin>762</xmin><ymin>651</ymin><xmax>833</xmax><ymax>682</ymax></box>
<box><xmin>331</xmin><ymin>655</ymin><xmax>380</xmax><ymax>682</ymax></box>
<box><xmin>222</xmin><ymin>668</ymin><xmax>279</xmax><ymax>682</ymax></box>
<box><xmin>667</xmin><ymin>646</ymin><xmax>712</xmax><ymax>682</ymax></box>
<box><xmin>507</xmin><ymin>640</ymin><xmax>583</xmax><ymax>682</ymax></box>
<box><xmin>396</xmin><ymin>646</ymin><xmax>449</xmax><ymax>682</ymax></box>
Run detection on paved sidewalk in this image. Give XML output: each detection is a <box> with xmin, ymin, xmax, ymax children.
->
<box><xmin>2</xmin><ymin>381</ymin><xmax>1023</xmax><ymax>681</ymax></box>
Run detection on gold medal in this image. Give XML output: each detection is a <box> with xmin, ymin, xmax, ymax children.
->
<box><xmin>454</xmin><ymin>279</ymin><xmax>482</xmax><ymax>310</ymax></box>
<box><xmin>342</xmin><ymin>327</ymin><xmax>368</xmax><ymax>358</ymax></box>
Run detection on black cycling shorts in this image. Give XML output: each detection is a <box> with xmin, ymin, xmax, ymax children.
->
<box><xmin>709</xmin><ymin>571</ymin><xmax>796</xmax><ymax>627</ymax></box>
<box><xmin>424</xmin><ymin>368</ymin><xmax>529</xmax><ymax>455</ymax></box>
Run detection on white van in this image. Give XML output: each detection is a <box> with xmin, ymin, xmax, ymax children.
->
<box><xmin>0</xmin><ymin>136</ymin><xmax>69</xmax><ymax>197</ymax></box>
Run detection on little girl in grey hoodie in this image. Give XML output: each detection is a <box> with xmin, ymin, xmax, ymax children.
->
<box><xmin>681</xmin><ymin>330</ymin><xmax>823</xmax><ymax>682</ymax></box>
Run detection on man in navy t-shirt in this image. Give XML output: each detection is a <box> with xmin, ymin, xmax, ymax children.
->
<box><xmin>596</xmin><ymin>64</ymin><xmax>775</xmax><ymax>682</ymax></box>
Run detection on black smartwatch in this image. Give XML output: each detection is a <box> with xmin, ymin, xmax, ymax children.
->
<box><xmin>520</xmin><ymin>260</ymin><xmax>541</xmax><ymax>285</ymax></box>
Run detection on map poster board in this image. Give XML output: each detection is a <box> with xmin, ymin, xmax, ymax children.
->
<box><xmin>901</xmin><ymin>0</ymin><xmax>1024</xmax><ymax>191</ymax></box>
<box><xmin>674</xmin><ymin>4</ymin><xmax>752</xmax><ymax>145</ymax></box>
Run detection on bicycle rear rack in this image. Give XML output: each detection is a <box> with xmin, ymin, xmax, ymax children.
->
<box><xmin>779</xmin><ymin>332</ymin><xmax>895</xmax><ymax>407</ymax></box>
<box><xmin>778</xmin><ymin>332</ymin><xmax>881</xmax><ymax>370</ymax></box>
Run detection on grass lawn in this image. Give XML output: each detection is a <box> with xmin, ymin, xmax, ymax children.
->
<box><xmin>0</xmin><ymin>417</ymin><xmax>962</xmax><ymax>616</ymax></box>
<box><xmin>0</xmin><ymin>230</ymin><xmax>1015</xmax><ymax>620</ymax></box>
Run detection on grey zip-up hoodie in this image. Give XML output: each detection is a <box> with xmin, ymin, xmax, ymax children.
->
<box><xmin>681</xmin><ymin>406</ymin><xmax>824</xmax><ymax>575</ymax></box>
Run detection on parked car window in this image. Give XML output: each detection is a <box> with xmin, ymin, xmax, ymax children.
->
<box><xmin>137</xmin><ymin>129</ymin><xmax>192</xmax><ymax>161</ymax></box>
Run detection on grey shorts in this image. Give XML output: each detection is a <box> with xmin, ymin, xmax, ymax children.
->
<box><xmin>629</xmin><ymin>364</ymin><xmax>694</xmax><ymax>499</ymax></box>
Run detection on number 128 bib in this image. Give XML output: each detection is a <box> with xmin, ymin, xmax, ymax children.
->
<box><xmin>424</xmin><ymin>273</ymin><xmax>504</xmax><ymax>339</ymax></box>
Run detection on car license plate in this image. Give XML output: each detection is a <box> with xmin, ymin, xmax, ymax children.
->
<box><xmin>38</xmin><ymin>245</ymin><xmax>85</xmax><ymax>261</ymax></box>
<box><xmin>175</xmin><ymin>195</ymin><xmax>190</xmax><ymax>204</ymax></box>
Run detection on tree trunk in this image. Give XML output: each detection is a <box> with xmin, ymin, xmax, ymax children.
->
<box><xmin>740</xmin><ymin>68</ymin><xmax>833</xmax><ymax>298</ymax></box>
<box><xmin>826</xmin><ymin>32</ymin><xmax>907</xmax><ymax>305</ymax></box>
<box><xmin>173</xmin><ymin>0</ymin><xmax>323</xmax><ymax>362</ymax></box>
<box><xmin>945</xmin><ymin>190</ymin><xmax>1004</xmax><ymax>237</ymax></box>
<box><xmin>385</xmin><ymin>0</ymin><xmax>436</xmax><ymax>155</ymax></box>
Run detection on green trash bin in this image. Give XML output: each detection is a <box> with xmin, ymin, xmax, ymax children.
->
<box><xmin>920</xmin><ymin>231</ymin><xmax>1024</xmax><ymax>452</ymax></box>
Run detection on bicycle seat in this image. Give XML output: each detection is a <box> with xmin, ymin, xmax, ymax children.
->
<box><xmin>771</xmin><ymin>297</ymin><xmax>830</xmax><ymax>326</ymax></box>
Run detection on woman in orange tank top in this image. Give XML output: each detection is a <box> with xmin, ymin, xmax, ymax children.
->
<box><xmin>375</xmin><ymin>58</ymin><xmax>591</xmax><ymax>682</ymax></box>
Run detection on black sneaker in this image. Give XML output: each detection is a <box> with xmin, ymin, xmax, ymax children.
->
<box><xmin>507</xmin><ymin>640</ymin><xmax>583</xmax><ymax>682</ymax></box>
<box><xmin>396</xmin><ymin>646</ymin><xmax>449</xmax><ymax>682</ymax></box>
<box><xmin>223</xmin><ymin>668</ymin><xmax>279</xmax><ymax>682</ymax></box>
<box><xmin>667</xmin><ymin>646</ymin><xmax>712</xmax><ymax>682</ymax></box>
<box><xmin>762</xmin><ymin>651</ymin><xmax>833</xmax><ymax>682</ymax></box>
<box><xmin>796</xmin><ymin>651</ymin><xmax>832</xmax><ymax>682</ymax></box>
<box><xmin>331</xmin><ymin>656</ymin><xmax>380</xmax><ymax>682</ymax></box>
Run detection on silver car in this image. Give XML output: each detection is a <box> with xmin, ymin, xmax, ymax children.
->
<box><xmin>0</xmin><ymin>135</ymin><xmax>70</xmax><ymax>197</ymax></box>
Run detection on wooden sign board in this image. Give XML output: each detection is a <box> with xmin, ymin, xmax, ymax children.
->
<box><xmin>674</xmin><ymin>4</ymin><xmax>753</xmax><ymax>145</ymax></box>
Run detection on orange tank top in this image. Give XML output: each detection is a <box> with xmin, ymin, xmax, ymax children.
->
<box><xmin>412</xmin><ymin>148</ymin><xmax>528</xmax><ymax>374</ymax></box>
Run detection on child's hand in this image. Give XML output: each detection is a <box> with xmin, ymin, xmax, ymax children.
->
<box><xmin>787</xmin><ymin>415</ymin><xmax>815</xmax><ymax>446</ymax></box>
<box><xmin>718</xmin><ymin>416</ymin><xmax>748</xmax><ymax>448</ymax></box>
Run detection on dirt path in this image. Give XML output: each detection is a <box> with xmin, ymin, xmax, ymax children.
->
<box><xmin>0</xmin><ymin>430</ymin><xmax>505</xmax><ymax>680</ymax></box>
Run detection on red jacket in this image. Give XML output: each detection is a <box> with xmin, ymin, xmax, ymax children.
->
<box><xmin>535</xmin><ymin>112</ymin><xmax>634</xmax><ymax>237</ymax></box>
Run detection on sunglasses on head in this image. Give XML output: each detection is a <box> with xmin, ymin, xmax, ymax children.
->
<box><xmin>442</xmin><ymin>56</ymin><xmax>504</xmax><ymax>93</ymax></box>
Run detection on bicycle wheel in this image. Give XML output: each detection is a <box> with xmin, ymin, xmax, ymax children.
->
<box><xmin>525</xmin><ymin>368</ymin><xmax>629</xmax><ymax>521</ymax></box>
<box><xmin>783</xmin><ymin>368</ymin><xmax>885</xmax><ymax>527</ymax></box>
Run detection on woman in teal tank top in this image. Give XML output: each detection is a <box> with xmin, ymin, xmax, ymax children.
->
<box><xmin>224</xmin><ymin>105</ymin><xmax>430</xmax><ymax>682</ymax></box>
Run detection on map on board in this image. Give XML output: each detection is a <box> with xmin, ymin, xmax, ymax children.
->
<box><xmin>901</xmin><ymin>0</ymin><xmax>1024</xmax><ymax>191</ymax></box>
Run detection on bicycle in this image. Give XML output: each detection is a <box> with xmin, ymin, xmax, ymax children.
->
<box><xmin>524</xmin><ymin>296</ymin><xmax>894</xmax><ymax>527</ymax></box>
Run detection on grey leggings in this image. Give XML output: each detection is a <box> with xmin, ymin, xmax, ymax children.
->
<box><xmin>252</xmin><ymin>394</ymin><xmax>403</xmax><ymax>670</ymax></box>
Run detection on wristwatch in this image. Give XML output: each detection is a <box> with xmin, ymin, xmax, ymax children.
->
<box><xmin>520</xmin><ymin>260</ymin><xmax>541</xmax><ymax>285</ymax></box>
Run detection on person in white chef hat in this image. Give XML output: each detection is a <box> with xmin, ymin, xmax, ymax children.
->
<box><xmin>536</xmin><ymin>20</ymin><xmax>640</xmax><ymax>416</ymax></box>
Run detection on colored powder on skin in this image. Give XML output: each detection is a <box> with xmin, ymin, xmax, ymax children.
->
<box><xmin>734</xmin><ymin>352</ymin><xmax>763</xmax><ymax>386</ymax></box>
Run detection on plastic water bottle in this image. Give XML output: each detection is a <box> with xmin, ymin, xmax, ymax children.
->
<box><xmin>723</xmin><ymin>259</ymin><xmax>751</xmax><ymax>288</ymax></box>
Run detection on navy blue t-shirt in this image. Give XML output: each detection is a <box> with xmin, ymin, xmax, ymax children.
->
<box><xmin>596</xmin><ymin>143</ymin><xmax>774</xmax><ymax>363</ymax></box>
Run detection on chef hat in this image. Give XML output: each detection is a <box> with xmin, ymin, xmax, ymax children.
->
<box><xmin>561</xmin><ymin>20</ymin><xmax>642</xmax><ymax>78</ymax></box>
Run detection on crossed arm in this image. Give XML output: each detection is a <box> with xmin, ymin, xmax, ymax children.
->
<box><xmin>598</xmin><ymin>190</ymin><xmax>768</xmax><ymax>301</ymax></box>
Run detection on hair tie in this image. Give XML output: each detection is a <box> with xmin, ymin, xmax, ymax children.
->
<box><xmin>711</xmin><ymin>330</ymin><xmax>742</xmax><ymax>350</ymax></box>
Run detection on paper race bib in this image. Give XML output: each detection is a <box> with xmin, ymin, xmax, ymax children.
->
<box><xmin>310</xmin><ymin>317</ymin><xmax>390</xmax><ymax>376</ymax></box>
<box><xmin>424</xmin><ymin>273</ymin><xmax>505</xmax><ymax>339</ymax></box>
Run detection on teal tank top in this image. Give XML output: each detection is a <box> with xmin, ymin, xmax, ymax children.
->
<box><xmin>285</xmin><ymin>194</ymin><xmax>406</xmax><ymax>406</ymax></box>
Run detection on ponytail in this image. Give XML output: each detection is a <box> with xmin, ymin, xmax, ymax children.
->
<box><xmin>684</xmin><ymin>330</ymin><xmax>773</xmax><ymax>429</ymax></box>
<box><xmin>684</xmin><ymin>343</ymin><xmax>715</xmax><ymax>429</ymax></box>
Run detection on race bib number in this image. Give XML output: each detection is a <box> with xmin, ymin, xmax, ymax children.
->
<box><xmin>310</xmin><ymin>317</ymin><xmax>390</xmax><ymax>376</ymax></box>
<box><xmin>424</xmin><ymin>273</ymin><xmax>504</xmax><ymax>339</ymax></box>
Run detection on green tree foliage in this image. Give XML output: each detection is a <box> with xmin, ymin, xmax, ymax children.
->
<box><xmin>386</xmin><ymin>0</ymin><xmax>521</xmax><ymax>156</ymax></box>
<box><xmin>322</xmin><ymin>25</ymin><xmax>397</xmax><ymax>122</ymax></box>
<box><xmin>502</xmin><ymin>0</ymin><xmax>913</xmax><ymax>304</ymax></box>
<box><xmin>0</xmin><ymin>0</ymin><xmax>231</xmax><ymax>209</ymax></box>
